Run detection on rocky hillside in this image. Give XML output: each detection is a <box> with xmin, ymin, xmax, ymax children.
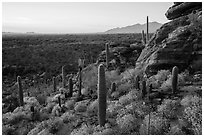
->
<box><xmin>136</xmin><ymin>2</ymin><xmax>202</xmax><ymax>76</ymax></box>
<box><xmin>105</xmin><ymin>22</ymin><xmax>162</xmax><ymax>34</ymax></box>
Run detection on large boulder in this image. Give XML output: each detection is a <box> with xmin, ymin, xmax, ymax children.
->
<box><xmin>136</xmin><ymin>4</ymin><xmax>202</xmax><ymax>76</ymax></box>
<box><xmin>165</xmin><ymin>2</ymin><xmax>202</xmax><ymax>20</ymax></box>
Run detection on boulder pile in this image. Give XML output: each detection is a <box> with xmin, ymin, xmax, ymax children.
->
<box><xmin>136</xmin><ymin>2</ymin><xmax>202</xmax><ymax>76</ymax></box>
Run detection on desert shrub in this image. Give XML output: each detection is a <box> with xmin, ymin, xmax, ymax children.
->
<box><xmin>74</xmin><ymin>101</ymin><xmax>87</xmax><ymax>112</ymax></box>
<box><xmin>119</xmin><ymin>89</ymin><xmax>142</xmax><ymax>106</ymax></box>
<box><xmin>147</xmin><ymin>70</ymin><xmax>171</xmax><ymax>89</ymax></box>
<box><xmin>107</xmin><ymin>101</ymin><xmax>123</xmax><ymax>118</ymax></box>
<box><xmin>24</xmin><ymin>96</ymin><xmax>40</xmax><ymax>107</ymax></box>
<box><xmin>105</xmin><ymin>70</ymin><xmax>121</xmax><ymax>88</ymax></box>
<box><xmin>167</xmin><ymin>125</ymin><xmax>185</xmax><ymax>135</ymax></box>
<box><xmin>160</xmin><ymin>73</ymin><xmax>186</xmax><ymax>93</ymax></box>
<box><xmin>36</xmin><ymin>94</ymin><xmax>47</xmax><ymax>105</ymax></box>
<box><xmin>64</xmin><ymin>100</ymin><xmax>75</xmax><ymax>110</ymax></box>
<box><xmin>61</xmin><ymin>111</ymin><xmax>76</xmax><ymax>123</ymax></box>
<box><xmin>181</xmin><ymin>95</ymin><xmax>202</xmax><ymax>135</ymax></box>
<box><xmin>116</xmin><ymin>114</ymin><xmax>138</xmax><ymax>134</ymax></box>
<box><xmin>117</xmin><ymin>82</ymin><xmax>132</xmax><ymax>96</ymax></box>
<box><xmin>27</xmin><ymin>120</ymin><xmax>49</xmax><ymax>135</ymax></box>
<box><xmin>2</xmin><ymin>125</ymin><xmax>16</xmax><ymax>135</ymax></box>
<box><xmin>131</xmin><ymin>101</ymin><xmax>149</xmax><ymax>119</ymax></box>
<box><xmin>87</xmin><ymin>99</ymin><xmax>98</xmax><ymax>116</ymax></box>
<box><xmin>45</xmin><ymin>102</ymin><xmax>56</xmax><ymax>113</ymax></box>
<box><xmin>157</xmin><ymin>99</ymin><xmax>181</xmax><ymax>119</ymax></box>
<box><xmin>121</xmin><ymin>68</ymin><xmax>142</xmax><ymax>83</ymax></box>
<box><xmin>71</xmin><ymin>123</ymin><xmax>95</xmax><ymax>135</ymax></box>
<box><xmin>51</xmin><ymin>105</ymin><xmax>61</xmax><ymax>116</ymax></box>
<box><xmin>111</xmin><ymin>92</ymin><xmax>120</xmax><ymax>99</ymax></box>
<box><xmin>82</xmin><ymin>64</ymin><xmax>98</xmax><ymax>92</ymax></box>
<box><xmin>47</xmin><ymin>117</ymin><xmax>64</xmax><ymax>134</ymax></box>
<box><xmin>139</xmin><ymin>112</ymin><xmax>170</xmax><ymax>135</ymax></box>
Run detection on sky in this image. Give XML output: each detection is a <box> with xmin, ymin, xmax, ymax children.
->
<box><xmin>2</xmin><ymin>2</ymin><xmax>173</xmax><ymax>33</ymax></box>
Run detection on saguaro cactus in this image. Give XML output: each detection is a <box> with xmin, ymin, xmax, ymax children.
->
<box><xmin>98</xmin><ymin>64</ymin><xmax>107</xmax><ymax>127</ymax></box>
<box><xmin>142</xmin><ymin>30</ymin><xmax>146</xmax><ymax>44</ymax></box>
<box><xmin>17</xmin><ymin>76</ymin><xmax>24</xmax><ymax>106</ymax></box>
<box><xmin>53</xmin><ymin>76</ymin><xmax>56</xmax><ymax>93</ymax></box>
<box><xmin>58</xmin><ymin>96</ymin><xmax>61</xmax><ymax>107</ymax></box>
<box><xmin>111</xmin><ymin>82</ymin><xmax>116</xmax><ymax>93</ymax></box>
<box><xmin>105</xmin><ymin>43</ymin><xmax>110</xmax><ymax>68</ymax></box>
<box><xmin>69</xmin><ymin>77</ymin><xmax>73</xmax><ymax>97</ymax></box>
<box><xmin>142</xmin><ymin>80</ymin><xmax>147</xmax><ymax>98</ymax></box>
<box><xmin>172</xmin><ymin>66</ymin><xmax>179</xmax><ymax>94</ymax></box>
<box><xmin>62</xmin><ymin>66</ymin><xmax>66</xmax><ymax>88</ymax></box>
<box><xmin>135</xmin><ymin>75</ymin><xmax>140</xmax><ymax>90</ymax></box>
<box><xmin>78</xmin><ymin>67</ymin><xmax>82</xmax><ymax>98</ymax></box>
<box><xmin>146</xmin><ymin>16</ymin><xmax>149</xmax><ymax>43</ymax></box>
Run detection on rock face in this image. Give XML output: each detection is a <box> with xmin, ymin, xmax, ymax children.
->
<box><xmin>166</xmin><ymin>2</ymin><xmax>202</xmax><ymax>20</ymax></box>
<box><xmin>136</xmin><ymin>2</ymin><xmax>202</xmax><ymax>76</ymax></box>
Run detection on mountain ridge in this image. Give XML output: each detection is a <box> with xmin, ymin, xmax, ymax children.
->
<box><xmin>105</xmin><ymin>21</ymin><xmax>163</xmax><ymax>34</ymax></box>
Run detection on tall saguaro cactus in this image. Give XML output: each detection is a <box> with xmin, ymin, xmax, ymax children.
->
<box><xmin>142</xmin><ymin>30</ymin><xmax>146</xmax><ymax>45</ymax></box>
<box><xmin>142</xmin><ymin>80</ymin><xmax>147</xmax><ymax>98</ymax></box>
<box><xmin>62</xmin><ymin>65</ymin><xmax>66</xmax><ymax>88</ymax></box>
<box><xmin>78</xmin><ymin>67</ymin><xmax>82</xmax><ymax>98</ymax></box>
<box><xmin>17</xmin><ymin>76</ymin><xmax>24</xmax><ymax>106</ymax></box>
<box><xmin>111</xmin><ymin>82</ymin><xmax>116</xmax><ymax>93</ymax></box>
<box><xmin>53</xmin><ymin>76</ymin><xmax>56</xmax><ymax>93</ymax></box>
<box><xmin>105</xmin><ymin>43</ymin><xmax>110</xmax><ymax>68</ymax></box>
<box><xmin>146</xmin><ymin>16</ymin><xmax>149</xmax><ymax>43</ymax></box>
<box><xmin>172</xmin><ymin>66</ymin><xmax>179</xmax><ymax>94</ymax></box>
<box><xmin>98</xmin><ymin>64</ymin><xmax>107</xmax><ymax>127</ymax></box>
<box><xmin>69</xmin><ymin>77</ymin><xmax>73</xmax><ymax>97</ymax></box>
<box><xmin>135</xmin><ymin>75</ymin><xmax>140</xmax><ymax>90</ymax></box>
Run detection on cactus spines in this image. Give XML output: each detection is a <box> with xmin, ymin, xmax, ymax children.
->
<box><xmin>62</xmin><ymin>65</ymin><xmax>66</xmax><ymax>88</ymax></box>
<box><xmin>146</xmin><ymin>16</ymin><xmax>149</xmax><ymax>43</ymax></box>
<box><xmin>58</xmin><ymin>96</ymin><xmax>61</xmax><ymax>107</ymax></box>
<box><xmin>110</xmin><ymin>82</ymin><xmax>116</xmax><ymax>94</ymax></box>
<box><xmin>142</xmin><ymin>30</ymin><xmax>146</xmax><ymax>44</ymax></box>
<box><xmin>172</xmin><ymin>66</ymin><xmax>179</xmax><ymax>94</ymax></box>
<box><xmin>17</xmin><ymin>76</ymin><xmax>24</xmax><ymax>106</ymax></box>
<box><xmin>142</xmin><ymin>80</ymin><xmax>147</xmax><ymax>98</ymax></box>
<box><xmin>68</xmin><ymin>78</ymin><xmax>73</xmax><ymax>97</ymax></box>
<box><xmin>53</xmin><ymin>76</ymin><xmax>56</xmax><ymax>93</ymax></box>
<box><xmin>105</xmin><ymin>43</ymin><xmax>110</xmax><ymax>68</ymax></box>
<box><xmin>98</xmin><ymin>64</ymin><xmax>107</xmax><ymax>127</ymax></box>
<box><xmin>135</xmin><ymin>75</ymin><xmax>140</xmax><ymax>90</ymax></box>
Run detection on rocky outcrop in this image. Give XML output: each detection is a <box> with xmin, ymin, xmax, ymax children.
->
<box><xmin>166</xmin><ymin>2</ymin><xmax>202</xmax><ymax>20</ymax></box>
<box><xmin>136</xmin><ymin>2</ymin><xmax>202</xmax><ymax>76</ymax></box>
<box><xmin>97</xmin><ymin>41</ymin><xmax>144</xmax><ymax>71</ymax></box>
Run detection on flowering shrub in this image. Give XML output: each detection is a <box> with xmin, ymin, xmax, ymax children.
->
<box><xmin>157</xmin><ymin>99</ymin><xmax>181</xmax><ymax>119</ymax></box>
<box><xmin>139</xmin><ymin>112</ymin><xmax>170</xmax><ymax>135</ymax></box>
<box><xmin>87</xmin><ymin>100</ymin><xmax>98</xmax><ymax>116</ymax></box>
<box><xmin>116</xmin><ymin>114</ymin><xmax>138</xmax><ymax>134</ymax></box>
<box><xmin>160</xmin><ymin>73</ymin><xmax>186</xmax><ymax>93</ymax></box>
<box><xmin>181</xmin><ymin>95</ymin><xmax>202</xmax><ymax>135</ymax></box>
<box><xmin>71</xmin><ymin>123</ymin><xmax>94</xmax><ymax>135</ymax></box>
<box><xmin>119</xmin><ymin>89</ymin><xmax>142</xmax><ymax>106</ymax></box>
<box><xmin>74</xmin><ymin>101</ymin><xmax>87</xmax><ymax>112</ymax></box>
<box><xmin>47</xmin><ymin>117</ymin><xmax>64</xmax><ymax>134</ymax></box>
<box><xmin>61</xmin><ymin>111</ymin><xmax>75</xmax><ymax>123</ymax></box>
<box><xmin>147</xmin><ymin>70</ymin><xmax>171</xmax><ymax>89</ymax></box>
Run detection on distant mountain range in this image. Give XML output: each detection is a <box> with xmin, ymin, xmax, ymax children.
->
<box><xmin>104</xmin><ymin>21</ymin><xmax>162</xmax><ymax>34</ymax></box>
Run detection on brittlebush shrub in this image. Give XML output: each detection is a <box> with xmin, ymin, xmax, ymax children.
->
<box><xmin>160</xmin><ymin>72</ymin><xmax>186</xmax><ymax>93</ymax></box>
<box><xmin>116</xmin><ymin>114</ymin><xmax>139</xmax><ymax>134</ymax></box>
<box><xmin>147</xmin><ymin>70</ymin><xmax>171</xmax><ymax>89</ymax></box>
<box><xmin>157</xmin><ymin>99</ymin><xmax>181</xmax><ymax>119</ymax></box>
<box><xmin>139</xmin><ymin>112</ymin><xmax>170</xmax><ymax>135</ymax></box>
<box><xmin>181</xmin><ymin>95</ymin><xmax>202</xmax><ymax>135</ymax></box>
